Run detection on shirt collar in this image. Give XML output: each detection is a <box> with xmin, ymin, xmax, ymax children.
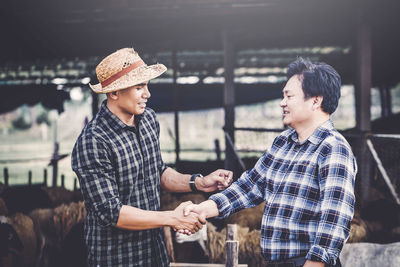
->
<box><xmin>289</xmin><ymin>119</ymin><xmax>334</xmax><ymax>145</ymax></box>
<box><xmin>99</xmin><ymin>100</ymin><xmax>143</xmax><ymax>132</ymax></box>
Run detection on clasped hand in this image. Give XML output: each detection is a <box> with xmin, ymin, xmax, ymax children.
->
<box><xmin>172</xmin><ymin>170</ymin><xmax>232</xmax><ymax>234</ymax></box>
<box><xmin>171</xmin><ymin>201</ymin><xmax>206</xmax><ymax>234</ymax></box>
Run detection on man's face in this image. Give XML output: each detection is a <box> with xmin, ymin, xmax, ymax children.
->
<box><xmin>117</xmin><ymin>81</ymin><xmax>151</xmax><ymax>116</ymax></box>
<box><xmin>280</xmin><ymin>75</ymin><xmax>314</xmax><ymax>129</ymax></box>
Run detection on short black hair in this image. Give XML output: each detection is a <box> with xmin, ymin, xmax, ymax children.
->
<box><xmin>287</xmin><ymin>57</ymin><xmax>341</xmax><ymax>114</ymax></box>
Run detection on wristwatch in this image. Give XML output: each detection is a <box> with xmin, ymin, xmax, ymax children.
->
<box><xmin>189</xmin><ymin>173</ymin><xmax>203</xmax><ymax>192</ymax></box>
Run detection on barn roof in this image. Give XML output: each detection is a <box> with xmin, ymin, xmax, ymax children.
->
<box><xmin>1</xmin><ymin>0</ymin><xmax>399</xmax><ymax>113</ymax></box>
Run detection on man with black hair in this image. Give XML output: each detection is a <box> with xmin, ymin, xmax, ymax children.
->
<box><xmin>184</xmin><ymin>58</ymin><xmax>357</xmax><ymax>267</ymax></box>
<box><xmin>71</xmin><ymin>48</ymin><xmax>232</xmax><ymax>267</ymax></box>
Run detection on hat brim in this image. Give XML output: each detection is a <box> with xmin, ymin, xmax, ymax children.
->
<box><xmin>89</xmin><ymin>63</ymin><xmax>167</xmax><ymax>94</ymax></box>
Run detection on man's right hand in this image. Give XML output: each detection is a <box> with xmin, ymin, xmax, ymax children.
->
<box><xmin>170</xmin><ymin>201</ymin><xmax>206</xmax><ymax>234</ymax></box>
<box><xmin>178</xmin><ymin>200</ymin><xmax>219</xmax><ymax>235</ymax></box>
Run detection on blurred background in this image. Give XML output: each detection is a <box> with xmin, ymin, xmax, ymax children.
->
<box><xmin>1</xmin><ymin>0</ymin><xmax>400</xmax><ymax>212</ymax></box>
<box><xmin>2</xmin><ymin>1</ymin><xmax>400</xmax><ymax>266</ymax></box>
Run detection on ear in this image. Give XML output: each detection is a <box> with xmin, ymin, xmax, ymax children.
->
<box><xmin>107</xmin><ymin>91</ymin><xmax>118</xmax><ymax>100</ymax></box>
<box><xmin>312</xmin><ymin>96</ymin><xmax>323</xmax><ymax>108</ymax></box>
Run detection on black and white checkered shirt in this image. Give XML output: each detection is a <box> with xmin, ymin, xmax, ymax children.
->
<box><xmin>72</xmin><ymin>100</ymin><xmax>169</xmax><ymax>266</ymax></box>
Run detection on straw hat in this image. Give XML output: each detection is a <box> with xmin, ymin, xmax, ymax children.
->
<box><xmin>89</xmin><ymin>48</ymin><xmax>167</xmax><ymax>94</ymax></box>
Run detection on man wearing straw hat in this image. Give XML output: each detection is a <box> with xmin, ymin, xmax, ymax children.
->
<box><xmin>184</xmin><ymin>58</ymin><xmax>356</xmax><ymax>267</ymax></box>
<box><xmin>71</xmin><ymin>48</ymin><xmax>233</xmax><ymax>266</ymax></box>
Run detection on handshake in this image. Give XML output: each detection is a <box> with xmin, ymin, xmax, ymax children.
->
<box><xmin>169</xmin><ymin>199</ymin><xmax>221</xmax><ymax>235</ymax></box>
<box><xmin>166</xmin><ymin>169</ymin><xmax>233</xmax><ymax>235</ymax></box>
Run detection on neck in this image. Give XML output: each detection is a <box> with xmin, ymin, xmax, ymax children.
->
<box><xmin>295</xmin><ymin>113</ymin><xmax>330</xmax><ymax>143</ymax></box>
<box><xmin>106</xmin><ymin>101</ymin><xmax>135</xmax><ymax>126</ymax></box>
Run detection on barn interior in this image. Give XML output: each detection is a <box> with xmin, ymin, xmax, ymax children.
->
<box><xmin>1</xmin><ymin>0</ymin><xmax>400</xmax><ymax>266</ymax></box>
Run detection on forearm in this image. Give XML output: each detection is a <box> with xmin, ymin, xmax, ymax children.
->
<box><xmin>187</xmin><ymin>200</ymin><xmax>219</xmax><ymax>219</ymax></box>
<box><xmin>116</xmin><ymin>205</ymin><xmax>177</xmax><ymax>230</ymax></box>
<box><xmin>160</xmin><ymin>167</ymin><xmax>192</xmax><ymax>192</ymax></box>
<box><xmin>200</xmin><ymin>200</ymin><xmax>219</xmax><ymax>218</ymax></box>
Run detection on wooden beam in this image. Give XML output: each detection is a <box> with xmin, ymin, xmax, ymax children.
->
<box><xmin>355</xmin><ymin>8</ymin><xmax>372</xmax><ymax>204</ymax></box>
<box><xmin>223</xmin><ymin>30</ymin><xmax>236</xmax><ymax>172</ymax></box>
<box><xmin>355</xmin><ymin>13</ymin><xmax>371</xmax><ymax>132</ymax></box>
<box><xmin>172</xmin><ymin>49</ymin><xmax>181</xmax><ymax>165</ymax></box>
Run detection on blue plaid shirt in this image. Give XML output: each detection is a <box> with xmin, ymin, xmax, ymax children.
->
<box><xmin>71</xmin><ymin>101</ymin><xmax>169</xmax><ymax>267</ymax></box>
<box><xmin>210</xmin><ymin>120</ymin><xmax>356</xmax><ymax>265</ymax></box>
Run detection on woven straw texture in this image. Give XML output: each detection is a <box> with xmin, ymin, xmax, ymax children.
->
<box><xmin>89</xmin><ymin>48</ymin><xmax>167</xmax><ymax>94</ymax></box>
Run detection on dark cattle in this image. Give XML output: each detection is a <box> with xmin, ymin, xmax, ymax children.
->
<box><xmin>0</xmin><ymin>185</ymin><xmax>53</xmax><ymax>215</ymax></box>
<box><xmin>362</xmin><ymin>199</ymin><xmax>400</xmax><ymax>243</ymax></box>
<box><xmin>56</xmin><ymin>222</ymin><xmax>87</xmax><ymax>267</ymax></box>
<box><xmin>0</xmin><ymin>221</ymin><xmax>24</xmax><ymax>257</ymax></box>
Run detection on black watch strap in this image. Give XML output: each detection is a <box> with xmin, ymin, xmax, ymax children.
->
<box><xmin>189</xmin><ymin>173</ymin><xmax>203</xmax><ymax>192</ymax></box>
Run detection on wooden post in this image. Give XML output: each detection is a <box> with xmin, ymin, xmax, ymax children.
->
<box><xmin>379</xmin><ymin>86</ymin><xmax>392</xmax><ymax>117</ymax></box>
<box><xmin>222</xmin><ymin>30</ymin><xmax>236</xmax><ymax>173</ymax></box>
<box><xmin>61</xmin><ymin>174</ymin><xmax>65</xmax><ymax>188</ymax></box>
<box><xmin>4</xmin><ymin>167</ymin><xmax>8</xmax><ymax>186</ymax></box>
<box><xmin>355</xmin><ymin>8</ymin><xmax>372</xmax><ymax>204</ymax></box>
<box><xmin>28</xmin><ymin>171</ymin><xmax>32</xmax><ymax>186</ymax></box>
<box><xmin>172</xmin><ymin>48</ymin><xmax>181</xmax><ymax>166</ymax></box>
<box><xmin>214</xmin><ymin>139</ymin><xmax>221</xmax><ymax>161</ymax></box>
<box><xmin>51</xmin><ymin>143</ymin><xmax>59</xmax><ymax>187</ymax></box>
<box><xmin>91</xmin><ymin>90</ymin><xmax>99</xmax><ymax>118</ymax></box>
<box><xmin>226</xmin><ymin>224</ymin><xmax>239</xmax><ymax>267</ymax></box>
<box><xmin>355</xmin><ymin>13</ymin><xmax>371</xmax><ymax>132</ymax></box>
<box><xmin>44</xmin><ymin>169</ymin><xmax>48</xmax><ymax>186</ymax></box>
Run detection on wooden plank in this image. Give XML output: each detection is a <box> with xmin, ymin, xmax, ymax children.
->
<box><xmin>170</xmin><ymin>264</ymin><xmax>247</xmax><ymax>267</ymax></box>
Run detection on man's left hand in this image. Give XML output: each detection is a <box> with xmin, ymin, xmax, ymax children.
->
<box><xmin>197</xmin><ymin>169</ymin><xmax>233</xmax><ymax>192</ymax></box>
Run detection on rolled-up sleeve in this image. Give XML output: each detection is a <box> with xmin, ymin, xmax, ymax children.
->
<box><xmin>306</xmin><ymin>141</ymin><xmax>357</xmax><ymax>265</ymax></box>
<box><xmin>72</xmin><ymin>135</ymin><xmax>122</xmax><ymax>227</ymax></box>
<box><xmin>209</xmin><ymin>152</ymin><xmax>268</xmax><ymax>218</ymax></box>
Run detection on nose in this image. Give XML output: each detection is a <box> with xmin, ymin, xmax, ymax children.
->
<box><xmin>280</xmin><ymin>97</ymin><xmax>286</xmax><ymax>107</ymax></box>
<box><xmin>143</xmin><ymin>86</ymin><xmax>151</xmax><ymax>99</ymax></box>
